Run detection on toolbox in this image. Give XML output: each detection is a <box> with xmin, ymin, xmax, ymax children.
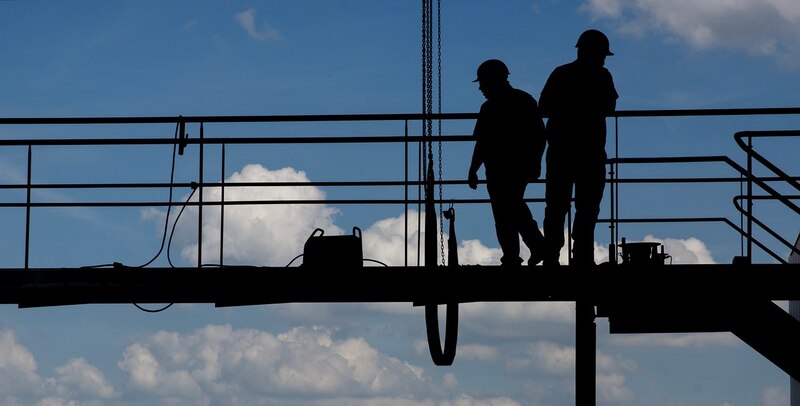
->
<box><xmin>302</xmin><ymin>226</ymin><xmax>363</xmax><ymax>269</ymax></box>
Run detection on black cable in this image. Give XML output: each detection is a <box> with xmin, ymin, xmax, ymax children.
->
<box><xmin>133</xmin><ymin>303</ymin><xmax>174</xmax><ymax>313</ymax></box>
<box><xmin>131</xmin><ymin>122</ymin><xmax>182</xmax><ymax>313</ymax></box>
<box><xmin>167</xmin><ymin>186</ymin><xmax>198</xmax><ymax>268</ymax></box>
<box><xmin>137</xmin><ymin>121</ymin><xmax>181</xmax><ymax>268</ymax></box>
<box><xmin>363</xmin><ymin>258</ymin><xmax>389</xmax><ymax>267</ymax></box>
<box><xmin>286</xmin><ymin>254</ymin><xmax>304</xmax><ymax>267</ymax></box>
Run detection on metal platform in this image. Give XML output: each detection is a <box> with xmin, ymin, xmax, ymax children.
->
<box><xmin>2</xmin><ymin>262</ymin><xmax>800</xmax><ymax>385</ymax></box>
<box><xmin>2</xmin><ymin>263</ymin><xmax>799</xmax><ymax>307</ymax></box>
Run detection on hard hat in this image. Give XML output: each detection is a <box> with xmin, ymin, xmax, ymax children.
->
<box><xmin>576</xmin><ymin>29</ymin><xmax>614</xmax><ymax>56</ymax></box>
<box><xmin>472</xmin><ymin>59</ymin><xmax>509</xmax><ymax>82</ymax></box>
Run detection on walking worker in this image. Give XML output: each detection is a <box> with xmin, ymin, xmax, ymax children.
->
<box><xmin>539</xmin><ymin>29</ymin><xmax>619</xmax><ymax>266</ymax></box>
<box><xmin>467</xmin><ymin>59</ymin><xmax>547</xmax><ymax>267</ymax></box>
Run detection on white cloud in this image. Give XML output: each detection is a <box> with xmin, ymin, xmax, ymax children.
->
<box><xmin>449</xmin><ymin>344</ymin><xmax>500</xmax><ymax>362</ymax></box>
<box><xmin>0</xmin><ymin>329</ymin><xmax>119</xmax><ymax>405</ymax></box>
<box><xmin>512</xmin><ymin>341</ymin><xmax>575</xmax><ymax>375</ymax></box>
<box><xmin>0</xmin><ymin>329</ymin><xmax>41</xmax><ymax>396</ymax></box>
<box><xmin>581</xmin><ymin>0</ymin><xmax>800</xmax><ymax>68</ymax></box>
<box><xmin>118</xmin><ymin>324</ymin><xmax>433</xmax><ymax>404</ymax></box>
<box><xmin>463</xmin><ymin>302</ymin><xmax>576</xmax><ymax>330</ymax></box>
<box><xmin>760</xmin><ymin>385</ymin><xmax>789</xmax><ymax>406</ymax></box>
<box><xmin>439</xmin><ymin>396</ymin><xmax>522</xmax><ymax>406</ymax></box>
<box><xmin>167</xmin><ymin>164</ymin><xmax>704</xmax><ymax>269</ymax></box>
<box><xmin>361</xmin><ymin>210</ymin><xmax>439</xmax><ymax>266</ymax></box>
<box><xmin>596</xmin><ymin>372</ymin><xmax>636</xmax><ymax>405</ymax></box>
<box><xmin>503</xmin><ymin>342</ymin><xmax>636</xmax><ymax>405</ymax></box>
<box><xmin>597</xmin><ymin>352</ymin><xmax>639</xmax><ymax>405</ymax></box>
<box><xmin>457</xmin><ymin>239</ymin><xmax>503</xmax><ymax>265</ymax></box>
<box><xmin>235</xmin><ymin>8</ymin><xmax>283</xmax><ymax>42</ymax></box>
<box><xmin>174</xmin><ymin>164</ymin><xmax>342</xmax><ymax>266</ymax></box>
<box><xmin>642</xmin><ymin>234</ymin><xmax>715</xmax><ymax>264</ymax></box>
<box><xmin>609</xmin><ymin>332</ymin><xmax>739</xmax><ymax>348</ymax></box>
<box><xmin>47</xmin><ymin>358</ymin><xmax>119</xmax><ymax>400</ymax></box>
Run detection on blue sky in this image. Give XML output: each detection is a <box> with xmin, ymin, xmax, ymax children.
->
<box><xmin>1</xmin><ymin>1</ymin><xmax>800</xmax><ymax>405</ymax></box>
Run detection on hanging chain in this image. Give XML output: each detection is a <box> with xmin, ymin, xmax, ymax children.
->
<box><xmin>422</xmin><ymin>0</ymin><xmax>434</xmax><ymax>261</ymax></box>
<box><xmin>422</xmin><ymin>0</ymin><xmax>445</xmax><ymax>266</ymax></box>
<box><xmin>421</xmin><ymin>0</ymin><xmax>429</xmax><ymax>177</ymax></box>
<box><xmin>436</xmin><ymin>0</ymin><xmax>445</xmax><ymax>266</ymax></box>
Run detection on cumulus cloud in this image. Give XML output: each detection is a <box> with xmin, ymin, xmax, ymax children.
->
<box><xmin>0</xmin><ymin>329</ymin><xmax>119</xmax><ymax>405</ymax></box>
<box><xmin>508</xmin><ymin>341</ymin><xmax>575</xmax><ymax>375</ymax></box>
<box><xmin>235</xmin><ymin>8</ymin><xmax>283</xmax><ymax>42</ymax></box>
<box><xmin>0</xmin><ymin>329</ymin><xmax>41</xmax><ymax>396</ymax></box>
<box><xmin>168</xmin><ymin>164</ymin><xmax>448</xmax><ymax>267</ymax></box>
<box><xmin>461</xmin><ymin>302</ymin><xmax>576</xmax><ymax>337</ymax></box>
<box><xmin>608</xmin><ymin>331</ymin><xmax>739</xmax><ymax>348</ymax></box>
<box><xmin>596</xmin><ymin>372</ymin><xmax>636</xmax><ymax>405</ymax></box>
<box><xmin>642</xmin><ymin>234</ymin><xmax>715</xmax><ymax>264</ymax></box>
<box><xmin>47</xmin><ymin>358</ymin><xmax>119</xmax><ymax>400</ymax></box>
<box><xmin>581</xmin><ymin>0</ymin><xmax>800</xmax><ymax>67</ymax></box>
<box><xmin>171</xmin><ymin>164</ymin><xmax>342</xmax><ymax>266</ymax></box>
<box><xmin>443</xmin><ymin>344</ymin><xmax>499</xmax><ymax>362</ymax></box>
<box><xmin>117</xmin><ymin>324</ymin><xmax>432</xmax><ymax>404</ymax></box>
<box><xmin>164</xmin><ymin>163</ymin><xmax>712</xmax><ymax>270</ymax></box>
<box><xmin>596</xmin><ymin>351</ymin><xmax>638</xmax><ymax>405</ymax></box>
<box><xmin>503</xmin><ymin>342</ymin><xmax>636</xmax><ymax>405</ymax></box>
<box><xmin>361</xmin><ymin>209</ymin><xmax>439</xmax><ymax>266</ymax></box>
<box><xmin>760</xmin><ymin>385</ymin><xmax>789</xmax><ymax>406</ymax></box>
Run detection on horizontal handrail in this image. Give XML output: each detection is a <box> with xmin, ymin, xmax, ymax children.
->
<box><xmin>2</xmin><ymin>108</ymin><xmax>799</xmax><ymax>267</ymax></box>
<box><xmin>2</xmin><ymin>106</ymin><xmax>800</xmax><ymax>125</ymax></box>
<box><xmin>0</xmin><ymin>135</ymin><xmax>474</xmax><ymax>147</ymax></box>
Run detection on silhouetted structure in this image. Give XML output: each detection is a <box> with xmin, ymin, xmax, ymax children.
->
<box><xmin>467</xmin><ymin>59</ymin><xmax>547</xmax><ymax>266</ymax></box>
<box><xmin>2</xmin><ymin>111</ymin><xmax>800</xmax><ymax>406</ymax></box>
<box><xmin>792</xmin><ymin>231</ymin><xmax>800</xmax><ymax>406</ymax></box>
<box><xmin>539</xmin><ymin>29</ymin><xmax>618</xmax><ymax>266</ymax></box>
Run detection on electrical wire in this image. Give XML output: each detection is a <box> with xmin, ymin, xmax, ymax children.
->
<box><xmin>131</xmin><ymin>121</ymin><xmax>184</xmax><ymax>313</ymax></box>
<box><xmin>137</xmin><ymin>121</ymin><xmax>181</xmax><ymax>268</ymax></box>
<box><xmin>363</xmin><ymin>258</ymin><xmax>389</xmax><ymax>267</ymax></box>
<box><xmin>133</xmin><ymin>302</ymin><xmax>174</xmax><ymax>313</ymax></box>
<box><xmin>285</xmin><ymin>254</ymin><xmax>304</xmax><ymax>267</ymax></box>
<box><xmin>167</xmin><ymin>185</ymin><xmax>197</xmax><ymax>268</ymax></box>
<box><xmin>80</xmin><ymin>123</ymin><xmax>180</xmax><ymax>271</ymax></box>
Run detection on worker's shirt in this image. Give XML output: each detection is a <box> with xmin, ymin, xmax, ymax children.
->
<box><xmin>473</xmin><ymin>86</ymin><xmax>546</xmax><ymax>181</ymax></box>
<box><xmin>539</xmin><ymin>60</ymin><xmax>618</xmax><ymax>159</ymax></box>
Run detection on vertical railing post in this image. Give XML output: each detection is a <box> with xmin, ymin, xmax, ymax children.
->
<box><xmin>746</xmin><ymin>134</ymin><xmax>753</xmax><ymax>261</ymax></box>
<box><xmin>25</xmin><ymin>145</ymin><xmax>32</xmax><ymax>270</ymax></box>
<box><xmin>198</xmin><ymin>122</ymin><xmax>204</xmax><ymax>268</ymax></box>
<box><xmin>610</xmin><ymin>115</ymin><xmax>619</xmax><ymax>264</ymax></box>
<box><xmin>220</xmin><ymin>142</ymin><xmax>225</xmax><ymax>267</ymax></box>
<box><xmin>404</xmin><ymin>120</ymin><xmax>409</xmax><ymax>268</ymax></box>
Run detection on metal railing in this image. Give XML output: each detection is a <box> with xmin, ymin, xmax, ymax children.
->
<box><xmin>1</xmin><ymin>108</ymin><xmax>799</xmax><ymax>269</ymax></box>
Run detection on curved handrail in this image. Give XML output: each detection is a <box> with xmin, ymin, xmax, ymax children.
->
<box><xmin>609</xmin><ymin>154</ymin><xmax>799</xmax><ymax>261</ymax></box>
<box><xmin>732</xmin><ymin>195</ymin><xmax>800</xmax><ymax>263</ymax></box>
<box><xmin>734</xmin><ymin>130</ymin><xmax>800</xmax><ymax>193</ymax></box>
<box><xmin>732</xmin><ymin>130</ymin><xmax>800</xmax><ymax>262</ymax></box>
<box><xmin>604</xmin><ymin>216</ymin><xmax>782</xmax><ymax>263</ymax></box>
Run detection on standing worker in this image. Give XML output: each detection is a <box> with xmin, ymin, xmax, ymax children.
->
<box><xmin>539</xmin><ymin>29</ymin><xmax>619</xmax><ymax>266</ymax></box>
<box><xmin>467</xmin><ymin>59</ymin><xmax>547</xmax><ymax>267</ymax></box>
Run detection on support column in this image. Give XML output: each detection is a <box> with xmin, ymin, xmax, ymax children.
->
<box><xmin>576</xmin><ymin>300</ymin><xmax>596</xmax><ymax>406</ymax></box>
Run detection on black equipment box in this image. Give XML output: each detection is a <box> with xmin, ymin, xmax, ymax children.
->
<box><xmin>303</xmin><ymin>227</ymin><xmax>363</xmax><ymax>269</ymax></box>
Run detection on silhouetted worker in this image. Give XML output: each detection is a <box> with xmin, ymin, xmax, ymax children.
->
<box><xmin>539</xmin><ymin>29</ymin><xmax>618</xmax><ymax>266</ymax></box>
<box><xmin>467</xmin><ymin>59</ymin><xmax>547</xmax><ymax>267</ymax></box>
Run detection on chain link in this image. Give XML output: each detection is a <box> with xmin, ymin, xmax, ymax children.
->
<box><xmin>436</xmin><ymin>0</ymin><xmax>445</xmax><ymax>266</ymax></box>
<box><xmin>422</xmin><ymin>0</ymin><xmax>445</xmax><ymax>266</ymax></box>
